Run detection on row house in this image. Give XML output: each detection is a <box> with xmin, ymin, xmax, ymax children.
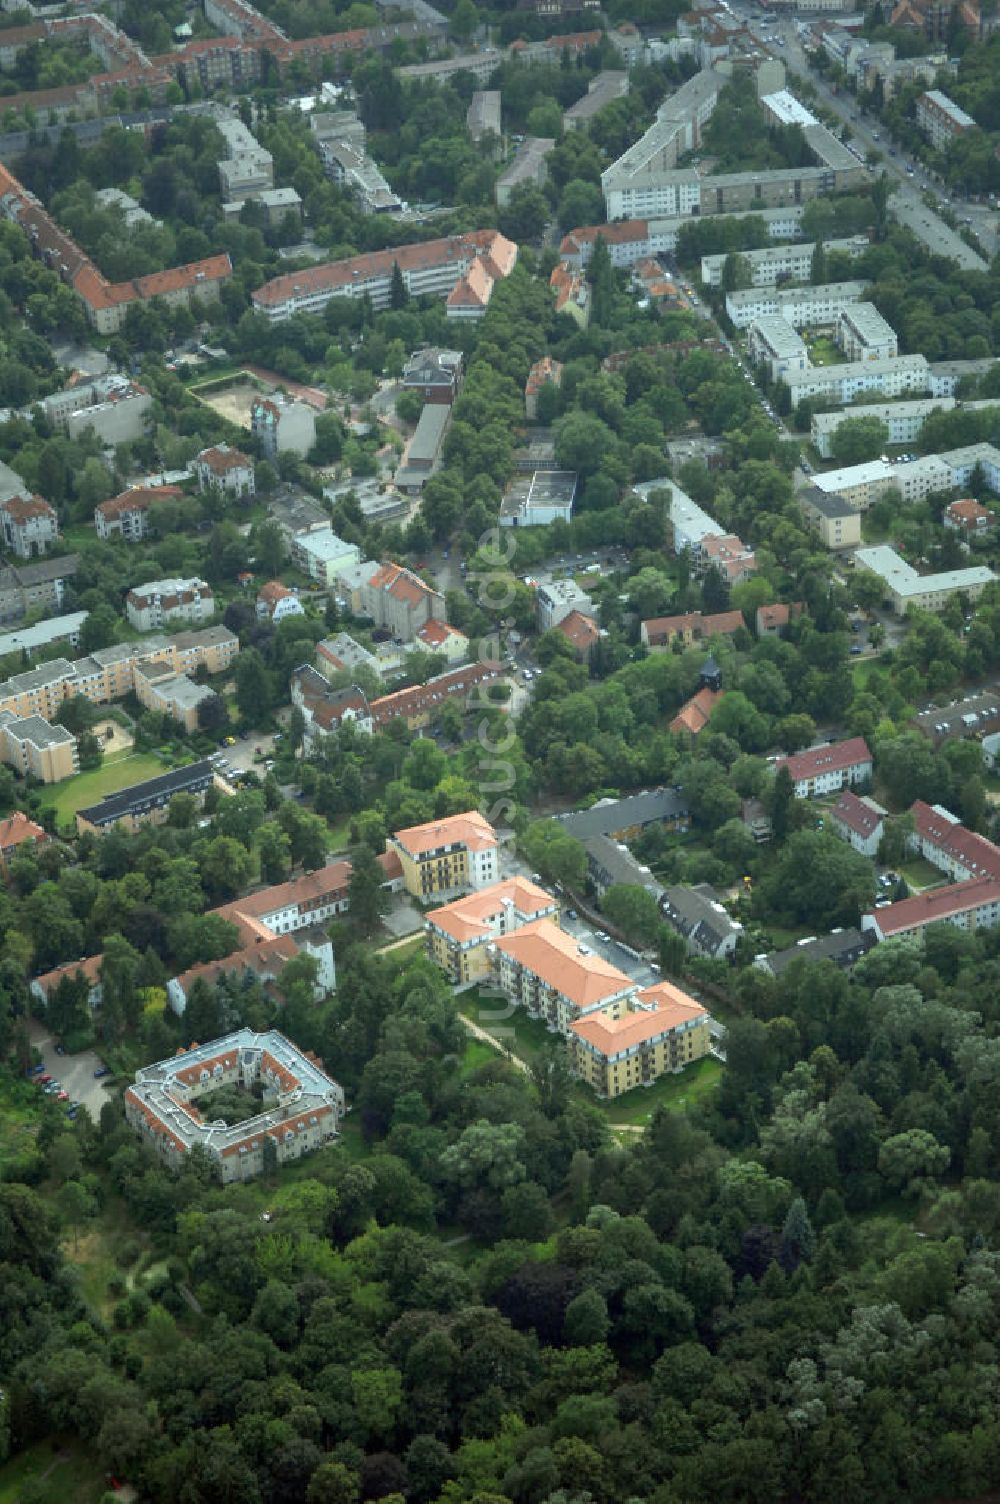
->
<box><xmin>772</xmin><ymin>736</ymin><xmax>873</xmax><ymax>798</ymax></box>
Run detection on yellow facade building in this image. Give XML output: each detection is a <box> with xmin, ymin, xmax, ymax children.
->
<box><xmin>569</xmin><ymin>980</ymin><xmax>709</xmax><ymax>1099</ymax></box>
<box><xmin>388</xmin><ymin>810</ymin><xmax>499</xmax><ymax>901</ymax></box>
<box><xmin>425</xmin><ymin>877</ymin><xmax>558</xmax><ymax>985</ymax></box>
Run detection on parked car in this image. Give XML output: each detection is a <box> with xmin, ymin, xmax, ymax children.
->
<box><xmin>93</xmin><ymin>1066</ymin><xmax>109</xmax><ymax>1079</ymax></box>
<box><xmin>38</xmin><ymin>1073</ymin><xmax>52</xmax><ymax>1084</ymax></box>
<box><xmin>54</xmin><ymin>1043</ymin><xmax>65</xmax><ymax>1055</ymax></box>
<box><xmin>57</xmin><ymin>1091</ymin><xmax>69</xmax><ymax>1102</ymax></box>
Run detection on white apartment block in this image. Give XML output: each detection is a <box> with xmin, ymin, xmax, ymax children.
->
<box><xmin>700</xmin><ymin>235</ymin><xmax>868</xmax><ymax>288</ymax></box>
<box><xmin>35</xmin><ymin>375</ymin><xmax>152</xmax><ymax>445</ymax></box>
<box><xmin>784</xmin><ymin>354</ymin><xmax>930</xmax><ymax>405</ymax></box>
<box><xmin>290</xmin><ymin>530</ymin><xmax>362</xmax><ymax>587</ymax></box>
<box><xmin>811</xmin><ymin>398</ymin><xmax>956</xmax><ymax>458</ymax></box>
<box><xmin>855</xmin><ymin>544</ymin><xmax>996</xmax><ymax>616</ymax></box>
<box><xmin>811</xmin><ymin>460</ymin><xmax>895</xmax><ymax>512</ymax></box>
<box><xmin>125</xmin><ymin>577</ymin><xmax>214</xmax><ymax>632</ymax></box>
<box><xmin>726</xmin><ymin>280</ymin><xmax>869</xmax><ymax>330</ymax></box>
<box><xmin>748</xmin><ymin>316</ymin><xmax>810</xmax><ymax>380</ymax></box>
<box><xmin>836</xmin><ymin>302</ymin><xmax>898</xmax><ymax>362</ymax></box>
<box><xmin>560</xmin><ymin>206</ymin><xmax>806</xmax><ymax>269</ymax></box>
<box><xmin>601</xmin><ymin>69</ymin><xmax>722</xmax><ymax>220</ymax></box>
<box><xmin>916</xmin><ymin>90</ymin><xmax>975</xmax><ymax>150</ymax></box>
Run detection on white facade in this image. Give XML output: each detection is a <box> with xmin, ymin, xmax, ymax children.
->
<box><xmin>290</xmin><ymin>530</ymin><xmax>362</xmax><ymax>587</ymax></box>
<box><xmin>126</xmin><ymin>578</ymin><xmax>214</xmax><ymax>632</ymax></box>
<box><xmin>701</xmin><ymin>236</ymin><xmax>867</xmax><ymax>289</ymax></box>
<box><xmin>836</xmin><ymin>302</ymin><xmax>898</xmax><ymax>362</ymax></box>
<box><xmin>784</xmin><ymin>354</ymin><xmax>929</xmax><ymax>404</ymax></box>
<box><xmin>811</xmin><ymin>399</ymin><xmax>956</xmax><ymax>458</ymax></box>
<box><xmin>748</xmin><ymin>316</ymin><xmax>809</xmax><ymax>380</ymax></box>
<box><xmin>537</xmin><ymin>579</ymin><xmax>593</xmax><ymax>630</ymax></box>
<box><xmin>726</xmin><ymin>280</ymin><xmax>869</xmax><ymax>330</ymax></box>
<box><xmin>855</xmin><ymin>544</ymin><xmax>996</xmax><ymax>616</ymax></box>
<box><xmin>916</xmin><ymin>89</ymin><xmax>975</xmax><ymax>150</ymax></box>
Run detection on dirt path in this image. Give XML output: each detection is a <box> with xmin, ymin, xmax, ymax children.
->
<box><xmin>458</xmin><ymin>1013</ymin><xmax>530</xmax><ymax>1074</ymax></box>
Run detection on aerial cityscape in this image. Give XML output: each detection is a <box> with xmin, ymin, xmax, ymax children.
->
<box><xmin>0</xmin><ymin>0</ymin><xmax>999</xmax><ymax>1497</ymax></box>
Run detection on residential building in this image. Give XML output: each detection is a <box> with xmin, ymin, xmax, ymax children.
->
<box><xmin>500</xmin><ymin>471</ymin><xmax>576</xmax><ymax>528</ymax></box>
<box><xmin>222</xmin><ymin>186</ymin><xmax>304</xmax><ymax>223</ymax></box>
<box><xmin>0</xmin><ymin>809</ymin><xmax>48</xmax><ymax>876</ymax></box>
<box><xmin>467</xmin><ymin>89</ymin><xmax>501</xmax><ymax>145</ymax></box>
<box><xmin>94</xmin><ymin>485</ymin><xmax>185</xmax><ymax>542</ymax></box>
<box><xmin>0</xmin><ymin>710</ymin><xmax>78</xmax><ymax>783</ymax></box>
<box><xmin>772</xmin><ymin>736</ymin><xmax>873</xmax><ymax>798</ymax></box>
<box><xmin>251</xmin><ymin>230</ymin><xmax>517</xmax><ymax>323</ymax></box>
<box><xmin>211</xmin><ymin>859</ymin><xmax>355</xmax><ymax>946</ymax></box>
<box><xmin>397</xmin><ymin>49</ymin><xmax>502</xmax><ymax>84</ymax></box>
<box><xmin>569</xmin><ymin>981</ymin><xmax>710</xmax><ymax>1099</ymax></box>
<box><xmin>549</xmin><ymin>261</ymin><xmax>591</xmax><ymax>327</ymax></box>
<box><xmin>0</xmin><ymin>160</ymin><xmax>232</xmax><ymax>334</ymax></box>
<box><xmin>490</xmin><ymin>917</ymin><xmax>637</xmax><ymax>1036</ymax></box>
<box><xmin>914</xmin><ymin>691</ymin><xmax>1000</xmax><ymax>747</ymax></box>
<box><xmin>810</xmin><ymin>461</ymin><xmax>896</xmax><ymax>512</ymax></box>
<box><xmin>132</xmin><ymin>664</ymin><xmax>218</xmax><ymax>733</ymax></box>
<box><xmin>368</xmin><ymin>660</ymin><xmax>501</xmax><ymax>731</ymax></box>
<box><xmin>124</xmin><ymin>1030</ymin><xmax>344</xmax><ymax>1184</ymax></box>
<box><xmin>415</xmin><ymin>618</ymin><xmax>468</xmax><ymax>663</ymax></box>
<box><xmin>445</xmin><ymin>255</ymin><xmax>509</xmax><ymax>321</ymax></box>
<box><xmin>250</xmin><ymin>396</ymin><xmax>317</xmax><ymax>458</ymax></box>
<box><xmin>496</xmin><ymin>136</ymin><xmax>555</xmax><ymax>207</ymax></box>
<box><xmin>558</xmin><ymin>787</ymin><xmax>690</xmax><ymax>844</ymax></box>
<box><xmin>125</xmin><ymin>577</ymin><xmax>214</xmax><ymax>633</ymax></box>
<box><xmin>0</xmin><ymin>495</ymin><xmax>59</xmax><ymax>559</ymax></box>
<box><xmin>641</xmin><ymin>609</ymin><xmax>744</xmax><ymax>648</ymax></box>
<box><xmin>754</xmin><ymin>927</ymin><xmax>874</xmax><ymax>977</ymax></box>
<box><xmin>811</xmin><ymin>398</ymin><xmax>955</xmax><ymax>457</ymax></box>
<box><xmin>565</xmin><ymin>70</ymin><xmax>629</xmax><ymax>130</ymax></box>
<box><xmin>700</xmin><ymin>235</ymin><xmax>868</xmax><ymax>287</ymax></box>
<box><xmin>726</xmin><ymin>280</ymin><xmax>869</xmax><ymax>330</ymax></box>
<box><xmin>362</xmin><ymin>560</ymin><xmax>445</xmax><ymax>640</ymax></box>
<box><xmin>927</xmin><ymin>358</ymin><xmax>996</xmax><ymax>397</ymax></box>
<box><xmin>748</xmin><ymin>315</ymin><xmax>809</xmax><ymax>380</ymax></box>
<box><xmin>37</xmin><ymin>374</ymin><xmax>152</xmax><ymax>445</ymax></box>
<box><xmin>862</xmin><ymin>875</ymin><xmax>1000</xmax><ymax>943</ymax></box>
<box><xmin>425</xmin><ymin>876</ymin><xmax>558</xmax><ymax>985</ymax></box>
<box><xmin>907</xmin><ymin>799</ymin><xmax>1000</xmax><ymax>883</ymax></box>
<box><xmin>660</xmin><ymin>882</ymin><xmax>742</xmax><ymax>958</ymax></box>
<box><xmin>291</xmin><ymin>667</ymin><xmax>373</xmax><ymax>743</ymax></box>
<box><xmin>31</xmin><ymin>954</ymin><xmax>104</xmax><ymax>1012</ymax></box>
<box><xmin>76</xmin><ymin>759</ymin><xmax>226</xmax><ymax>835</ymax></box>
<box><xmin>854</xmin><ymin>544</ymin><xmax>996</xmax><ymax>615</ymax></box>
<box><xmin>0</xmin><ymin>611</ymin><xmax>87</xmax><ymax>661</ymax></box>
<box><xmin>699</xmin><ymin>532</ymin><xmax>757</xmax><ymax>586</ymax></box>
<box><xmin>756</xmin><ymin>602</ymin><xmax>802</xmax><ymax>635</ymax></box>
<box><xmin>525</xmin><ymin>356</ymin><xmax>562</xmax><ymax>420</ymax></box>
<box><xmin>269</xmin><ymin>490</ymin><xmax>333</xmax><ymax>544</ymax></box>
<box><xmin>599</xmin><ymin>69</ymin><xmax>723</xmax><ymax>219</ymax></box>
<box><xmin>290</xmin><ymin>530</ymin><xmax>362</xmax><ymax>588</ymax></box>
<box><xmin>315</xmin><ymin>633</ymin><xmax>385</xmax><ymax>682</ymax></box>
<box><xmin>257</xmin><ymin>581</ymin><xmax>305</xmax><ymax>622</ymax></box>
<box><xmin>829</xmin><ymin>790</ymin><xmax>886</xmax><ymax>857</ymax></box>
<box><xmin>388</xmin><ymin>810</ymin><xmax>499</xmax><ymax>900</ymax></box>
<box><xmin>584</xmin><ymin>834</ymin><xmax>663</xmax><ymax>900</ymax></box>
<box><xmin>318</xmin><ymin>138</ymin><xmax>401</xmax><ymax>214</ymax></box>
<box><xmin>785</xmin><ymin>354</ymin><xmax>930</xmax><ymax>405</ymax></box>
<box><xmin>395</xmin><ymin>403</ymin><xmax>451</xmax><ymax>494</ymax></box>
<box><xmin>194</xmin><ymin>444</ymin><xmax>255</xmax><ymax>498</ymax></box>
<box><xmin>536</xmin><ymin>578</ymin><xmax>593</xmax><ymax>630</ymax></box>
<box><xmin>797</xmin><ymin>486</ymin><xmax>862</xmax><ymax>549</ymax></box>
<box><xmin>944</xmin><ymin>497</ymin><xmax>996</xmax><ymax>537</ymax></box>
<box><xmin>836</xmin><ymin>302</ymin><xmax>899</xmax><ymax>362</ymax></box>
<box><xmin>670</xmin><ymin>686</ymin><xmax>722</xmax><ymax>737</ymax></box>
<box><xmin>401</xmin><ymin>347</ymin><xmax>463</xmax><ymax>404</ymax></box>
<box><xmin>555</xmin><ymin>609</ymin><xmax>599</xmax><ymax>662</ymax></box>
<box><xmin>0</xmin><ymin>556</ymin><xmax>79</xmax><ymax>627</ymax></box>
<box><xmin>559</xmin><ymin>205</ymin><xmax>806</xmax><ymax>268</ymax></box>
<box><xmin>916</xmin><ymin>89</ymin><xmax>975</xmax><ymax>149</ymax></box>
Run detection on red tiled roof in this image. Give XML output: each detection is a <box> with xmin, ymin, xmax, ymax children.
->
<box><xmin>0</xmin><ymin>494</ymin><xmax>55</xmax><ymax>522</ymax></box>
<box><xmin>830</xmin><ymin>790</ymin><xmax>883</xmax><ymax>840</ymax></box>
<box><xmin>556</xmin><ymin>609</ymin><xmax>599</xmax><ymax>652</ymax></box>
<box><xmin>96</xmin><ymin>485</ymin><xmax>183</xmax><ymax>520</ymax></box>
<box><xmin>370</xmin><ymin>660</ymin><xmax>500</xmax><ymax>727</ymax></box>
<box><xmin>198</xmin><ymin>445</ymin><xmax>252</xmax><ymax>474</ymax></box>
<box><xmin>909</xmin><ymin>800</ymin><xmax>1000</xmax><ymax>880</ymax></box>
<box><xmin>560</xmin><ymin>218</ymin><xmax>648</xmax><ymax>255</ymax></box>
<box><xmin>866</xmin><ymin>875</ymin><xmax>1000</xmax><ymax>936</ymax></box>
<box><xmin>670</xmin><ymin>687</ymin><xmax>722</xmax><ymax>736</ymax></box>
<box><xmin>33</xmin><ymin>953</ymin><xmax>104</xmax><ymax>996</ymax></box>
<box><xmin>0</xmin><ymin>810</ymin><xmax>47</xmax><ymax>853</ymax></box>
<box><xmin>776</xmin><ymin>737</ymin><xmax>872</xmax><ymax>783</ymax></box>
<box><xmin>258</xmin><ymin>580</ymin><xmax>296</xmax><ymax>607</ymax></box>
<box><xmin>570</xmin><ymin>980</ymin><xmax>706</xmax><ymax>1054</ymax></box>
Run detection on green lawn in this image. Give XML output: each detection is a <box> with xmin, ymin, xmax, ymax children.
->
<box><xmin>0</xmin><ymin>1441</ymin><xmax>104</xmax><ymax>1504</ymax></box>
<box><xmin>899</xmin><ymin>858</ymin><xmax>947</xmax><ymax>891</ymax></box>
<box><xmin>459</xmin><ymin>992</ymin><xmax>554</xmax><ymax>1063</ymax></box>
<box><xmin>604</xmin><ymin>1055</ymin><xmax>722</xmax><ymax>1127</ymax></box>
<box><xmin>805</xmin><ymin>333</ymin><xmax>839</xmax><ymax>366</ymax></box>
<box><xmin>38</xmin><ymin>752</ymin><xmax>168</xmax><ymax>829</ymax></box>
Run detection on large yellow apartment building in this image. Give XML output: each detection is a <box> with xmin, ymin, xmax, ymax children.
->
<box><xmin>568</xmin><ymin>980</ymin><xmax>709</xmax><ymax>1099</ymax></box>
<box><xmin>425</xmin><ymin>876</ymin><xmax>558</xmax><ymax>985</ymax></box>
<box><xmin>489</xmin><ymin>917</ymin><xmax>710</xmax><ymax>1099</ymax></box>
<box><xmin>388</xmin><ymin>810</ymin><xmax>500</xmax><ymax>901</ymax></box>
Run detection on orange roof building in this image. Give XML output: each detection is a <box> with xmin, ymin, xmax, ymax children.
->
<box><xmin>555</xmin><ymin>609</ymin><xmax>599</xmax><ymax>660</ymax></box>
<box><xmin>426</xmin><ymin>875</ymin><xmax>558</xmax><ymax>984</ymax></box>
<box><xmin>642</xmin><ymin>610</ymin><xmax>743</xmax><ymax>649</ymax></box>
<box><xmin>389</xmin><ymin>809</ymin><xmax>500</xmax><ymax>899</ymax></box>
<box><xmin>490</xmin><ymin>918</ymin><xmax>636</xmax><ymax>1034</ymax></box>
<box><xmin>0</xmin><ymin>810</ymin><xmax>48</xmax><ymax>873</ymax></box>
<box><xmin>568</xmin><ymin>979</ymin><xmax>710</xmax><ymax>1098</ymax></box>
<box><xmin>670</xmin><ymin>686</ymin><xmax>722</xmax><ymax>737</ymax></box>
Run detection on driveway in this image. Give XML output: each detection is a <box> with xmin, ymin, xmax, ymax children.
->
<box><xmin>27</xmin><ymin>1018</ymin><xmax>116</xmax><ymax>1119</ymax></box>
<box><xmin>221</xmin><ymin>731</ymin><xmax>277</xmax><ymax>773</ymax></box>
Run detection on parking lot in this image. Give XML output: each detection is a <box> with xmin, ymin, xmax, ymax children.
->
<box><xmin>212</xmin><ymin>731</ymin><xmax>277</xmax><ymax>777</ymax></box>
<box><xmin>27</xmin><ymin>1018</ymin><xmax>116</xmax><ymax>1119</ymax></box>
